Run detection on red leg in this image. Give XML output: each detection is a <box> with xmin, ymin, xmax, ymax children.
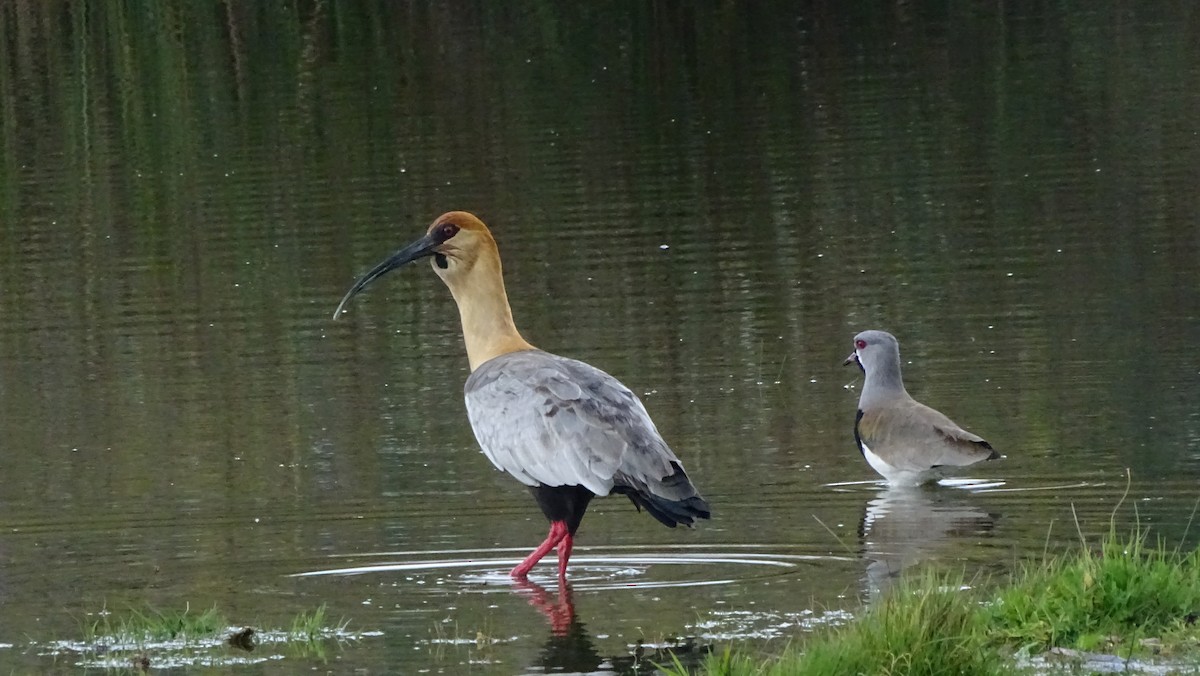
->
<box><xmin>510</xmin><ymin>521</ymin><xmax>568</xmax><ymax>578</ymax></box>
<box><xmin>556</xmin><ymin>534</ymin><xmax>574</xmax><ymax>581</ymax></box>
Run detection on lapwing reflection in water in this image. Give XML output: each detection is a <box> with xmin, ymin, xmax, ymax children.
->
<box><xmin>857</xmin><ymin>485</ymin><xmax>997</xmax><ymax>599</ymax></box>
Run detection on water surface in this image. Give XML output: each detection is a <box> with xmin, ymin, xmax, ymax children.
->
<box><xmin>1</xmin><ymin>2</ymin><xmax>1198</xmax><ymax>672</ymax></box>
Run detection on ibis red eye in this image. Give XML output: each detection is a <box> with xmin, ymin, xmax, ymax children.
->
<box><xmin>434</xmin><ymin>222</ymin><xmax>460</xmax><ymax>243</ymax></box>
<box><xmin>855</xmin><ymin>339</ymin><xmax>867</xmax><ymax>350</ymax></box>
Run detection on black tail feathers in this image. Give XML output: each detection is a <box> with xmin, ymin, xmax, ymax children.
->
<box><xmin>622</xmin><ymin>491</ymin><xmax>712</xmax><ymax>528</ymax></box>
<box><xmin>614</xmin><ymin>462</ymin><xmax>711</xmax><ymax>528</ymax></box>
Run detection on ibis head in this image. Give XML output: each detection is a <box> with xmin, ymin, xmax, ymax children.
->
<box><xmin>332</xmin><ymin>211</ymin><xmax>498</xmax><ymax>320</ymax></box>
<box><xmin>332</xmin><ymin>211</ymin><xmax>532</xmax><ymax>371</ymax></box>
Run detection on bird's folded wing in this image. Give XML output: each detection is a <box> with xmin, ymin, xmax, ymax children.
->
<box><xmin>859</xmin><ymin>399</ymin><xmax>995</xmax><ymax>470</ymax></box>
<box><xmin>464</xmin><ymin>351</ymin><xmax>678</xmax><ymax>496</ymax></box>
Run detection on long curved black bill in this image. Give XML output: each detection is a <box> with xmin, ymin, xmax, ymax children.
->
<box><xmin>332</xmin><ymin>233</ymin><xmax>439</xmax><ymax>319</ymax></box>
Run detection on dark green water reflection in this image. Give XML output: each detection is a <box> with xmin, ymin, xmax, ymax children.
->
<box><xmin>1</xmin><ymin>2</ymin><xmax>1198</xmax><ymax>672</ymax></box>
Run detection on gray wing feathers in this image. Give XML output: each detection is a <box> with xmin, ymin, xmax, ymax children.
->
<box><xmin>464</xmin><ymin>351</ymin><xmax>681</xmax><ymax>497</ymax></box>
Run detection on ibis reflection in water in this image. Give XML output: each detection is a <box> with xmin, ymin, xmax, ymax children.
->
<box><xmin>333</xmin><ymin>211</ymin><xmax>710</xmax><ymax>581</ymax></box>
<box><xmin>516</xmin><ymin>578</ymin><xmax>709</xmax><ymax>672</ymax></box>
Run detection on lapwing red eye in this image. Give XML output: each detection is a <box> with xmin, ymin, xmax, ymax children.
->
<box><xmin>855</xmin><ymin>339</ymin><xmax>867</xmax><ymax>350</ymax></box>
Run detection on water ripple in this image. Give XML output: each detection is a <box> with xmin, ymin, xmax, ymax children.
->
<box><xmin>291</xmin><ymin>545</ymin><xmax>848</xmax><ymax>591</ymax></box>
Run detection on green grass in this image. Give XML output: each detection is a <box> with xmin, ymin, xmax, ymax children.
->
<box><xmin>674</xmin><ymin>573</ymin><xmax>1009</xmax><ymax>676</ymax></box>
<box><xmin>796</xmin><ymin>574</ymin><xmax>1005</xmax><ymax>676</ymax></box>
<box><xmin>987</xmin><ymin>519</ymin><xmax>1200</xmax><ymax>656</ymax></box>
<box><xmin>669</xmin><ymin>512</ymin><xmax>1200</xmax><ymax>675</ymax></box>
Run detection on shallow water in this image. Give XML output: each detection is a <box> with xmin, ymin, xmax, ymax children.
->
<box><xmin>1</xmin><ymin>2</ymin><xmax>1198</xmax><ymax>672</ymax></box>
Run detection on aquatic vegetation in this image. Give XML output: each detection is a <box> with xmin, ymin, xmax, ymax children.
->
<box><xmin>38</xmin><ymin>603</ymin><xmax>379</xmax><ymax>670</ymax></box>
<box><xmin>289</xmin><ymin>604</ymin><xmax>349</xmax><ymax>643</ymax></box>
<box><xmin>82</xmin><ymin>603</ymin><xmax>225</xmax><ymax>644</ymax></box>
<box><xmin>669</xmin><ymin>517</ymin><xmax>1200</xmax><ymax>675</ymax></box>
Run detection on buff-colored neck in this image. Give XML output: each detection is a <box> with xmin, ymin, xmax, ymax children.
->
<box><xmin>443</xmin><ymin>252</ymin><xmax>534</xmax><ymax>371</ymax></box>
